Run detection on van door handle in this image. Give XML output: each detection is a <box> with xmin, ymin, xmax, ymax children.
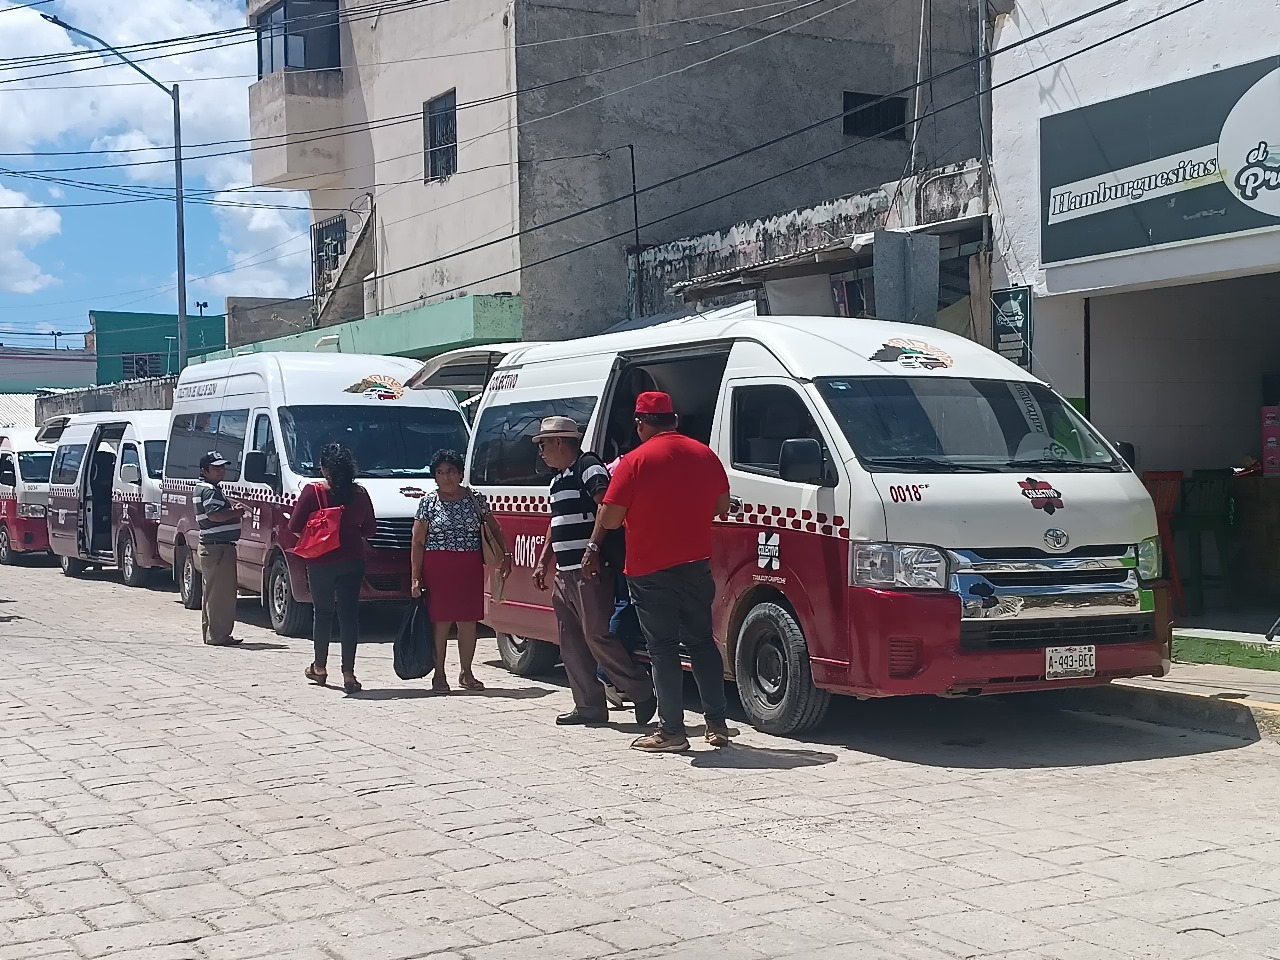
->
<box><xmin>728</xmin><ymin>496</ymin><xmax>743</xmax><ymax>515</ymax></box>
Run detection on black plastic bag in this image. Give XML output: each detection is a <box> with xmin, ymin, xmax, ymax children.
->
<box><xmin>394</xmin><ymin>600</ymin><xmax>435</xmax><ymax>680</ymax></box>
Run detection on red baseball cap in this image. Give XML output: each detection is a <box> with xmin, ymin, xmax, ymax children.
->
<box><xmin>634</xmin><ymin>391</ymin><xmax>674</xmax><ymax>416</ymax></box>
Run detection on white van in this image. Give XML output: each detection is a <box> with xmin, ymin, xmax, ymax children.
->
<box><xmin>41</xmin><ymin>412</ymin><xmax>171</xmax><ymax>585</ymax></box>
<box><xmin>412</xmin><ymin>309</ymin><xmax>1171</xmax><ymax>735</ymax></box>
<box><xmin>158</xmin><ymin>353</ymin><xmax>469</xmax><ymax>635</ymax></box>
<box><xmin>0</xmin><ymin>428</ymin><xmax>55</xmax><ymax>564</ymax></box>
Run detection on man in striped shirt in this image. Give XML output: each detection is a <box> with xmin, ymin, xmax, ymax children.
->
<box><xmin>531</xmin><ymin>417</ymin><xmax>656</xmax><ymax>727</ymax></box>
<box><xmin>195</xmin><ymin>451</ymin><xmax>246</xmax><ymax>647</ymax></box>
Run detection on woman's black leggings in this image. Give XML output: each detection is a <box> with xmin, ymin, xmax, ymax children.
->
<box><xmin>308</xmin><ymin>558</ymin><xmax>365</xmax><ymax>673</ymax></box>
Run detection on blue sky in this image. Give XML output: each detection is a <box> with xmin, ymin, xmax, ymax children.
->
<box><xmin>0</xmin><ymin>0</ymin><xmax>310</xmax><ymax>350</ymax></box>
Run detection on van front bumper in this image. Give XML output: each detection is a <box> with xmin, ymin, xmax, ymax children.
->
<box><xmin>10</xmin><ymin>516</ymin><xmax>50</xmax><ymax>553</ymax></box>
<box><xmin>836</xmin><ymin>584</ymin><xmax>1171</xmax><ymax>697</ymax></box>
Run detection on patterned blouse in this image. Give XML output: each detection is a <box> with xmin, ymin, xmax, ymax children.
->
<box><xmin>415</xmin><ymin>490</ymin><xmax>491</xmax><ymax>552</ymax></box>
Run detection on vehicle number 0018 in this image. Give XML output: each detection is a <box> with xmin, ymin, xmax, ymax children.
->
<box><xmin>889</xmin><ymin>484</ymin><xmax>925</xmax><ymax>503</ymax></box>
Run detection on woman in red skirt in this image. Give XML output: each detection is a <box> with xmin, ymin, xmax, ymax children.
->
<box><xmin>410</xmin><ymin>450</ymin><xmax>512</xmax><ymax>692</ymax></box>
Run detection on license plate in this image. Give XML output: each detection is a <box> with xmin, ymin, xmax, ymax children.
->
<box><xmin>1045</xmin><ymin>645</ymin><xmax>1096</xmax><ymax>680</ymax></box>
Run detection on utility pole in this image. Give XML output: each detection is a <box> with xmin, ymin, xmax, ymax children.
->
<box><xmin>42</xmin><ymin>14</ymin><xmax>189</xmax><ymax>368</ymax></box>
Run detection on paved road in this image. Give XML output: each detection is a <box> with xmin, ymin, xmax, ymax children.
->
<box><xmin>2</xmin><ymin>559</ymin><xmax>1280</xmax><ymax>960</ymax></box>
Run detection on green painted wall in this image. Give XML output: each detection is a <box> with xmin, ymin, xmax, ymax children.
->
<box><xmin>193</xmin><ymin>294</ymin><xmax>522</xmax><ymax>364</ymax></box>
<box><xmin>91</xmin><ymin>310</ymin><xmax>227</xmax><ymax>384</ymax></box>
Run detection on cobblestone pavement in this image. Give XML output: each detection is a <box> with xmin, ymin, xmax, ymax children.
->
<box><xmin>3</xmin><ymin>560</ymin><xmax>1280</xmax><ymax>960</ymax></box>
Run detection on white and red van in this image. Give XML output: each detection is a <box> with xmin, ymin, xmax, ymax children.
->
<box><xmin>410</xmin><ymin>307</ymin><xmax>1172</xmax><ymax>735</ymax></box>
<box><xmin>0</xmin><ymin>428</ymin><xmax>55</xmax><ymax>564</ymax></box>
<box><xmin>157</xmin><ymin>353</ymin><xmax>469</xmax><ymax>635</ymax></box>
<box><xmin>41</xmin><ymin>412</ymin><xmax>171</xmax><ymax>586</ymax></box>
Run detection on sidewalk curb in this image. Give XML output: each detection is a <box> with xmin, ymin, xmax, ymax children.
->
<box><xmin>1040</xmin><ymin>682</ymin><xmax>1280</xmax><ymax>743</ymax></box>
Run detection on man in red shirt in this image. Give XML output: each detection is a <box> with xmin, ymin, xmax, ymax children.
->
<box><xmin>582</xmin><ymin>392</ymin><xmax>732</xmax><ymax>753</ymax></box>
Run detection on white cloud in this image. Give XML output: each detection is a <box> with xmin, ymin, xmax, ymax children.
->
<box><xmin>0</xmin><ymin>0</ymin><xmax>311</xmax><ymax>301</ymax></box>
<box><xmin>0</xmin><ymin>187</ymin><xmax>61</xmax><ymax>294</ymax></box>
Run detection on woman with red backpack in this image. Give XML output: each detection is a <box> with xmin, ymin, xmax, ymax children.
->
<box><xmin>290</xmin><ymin>443</ymin><xmax>376</xmax><ymax>694</ymax></box>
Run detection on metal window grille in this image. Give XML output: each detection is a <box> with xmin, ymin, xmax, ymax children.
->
<box><xmin>311</xmin><ymin>214</ymin><xmax>348</xmax><ymax>298</ymax></box>
<box><xmin>425</xmin><ymin>90</ymin><xmax>458</xmax><ymax>182</ymax></box>
<box><xmin>122</xmin><ymin>353</ymin><xmax>163</xmax><ymax>380</ymax></box>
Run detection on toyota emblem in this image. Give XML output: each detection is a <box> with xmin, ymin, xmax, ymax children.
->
<box><xmin>1044</xmin><ymin>528</ymin><xmax>1070</xmax><ymax>551</ymax></box>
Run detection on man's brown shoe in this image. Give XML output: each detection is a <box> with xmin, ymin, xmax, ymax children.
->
<box><xmin>631</xmin><ymin>730</ymin><xmax>691</xmax><ymax>753</ymax></box>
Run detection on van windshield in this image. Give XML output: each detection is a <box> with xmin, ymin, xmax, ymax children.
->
<box><xmin>279</xmin><ymin>405</ymin><xmax>469</xmax><ymax>479</ymax></box>
<box><xmin>815</xmin><ymin>377</ymin><xmax>1124</xmax><ymax>473</ymax></box>
<box><xmin>144</xmin><ymin>442</ymin><xmax>166</xmax><ymax>480</ymax></box>
<box><xmin>18</xmin><ymin>451</ymin><xmax>53</xmax><ymax>483</ymax></box>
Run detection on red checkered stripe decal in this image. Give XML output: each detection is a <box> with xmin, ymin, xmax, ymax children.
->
<box><xmin>486</xmin><ymin>493</ymin><xmax>850</xmax><ymax>539</ymax></box>
<box><xmin>161</xmin><ymin>479</ymin><xmax>298</xmax><ymax>507</ymax></box>
<box><xmin>0</xmin><ymin>492</ymin><xmax>15</xmax><ymax>501</ymax></box>
<box><xmin>50</xmin><ymin>485</ymin><xmax>79</xmax><ymax>500</ymax></box>
<box><xmin>113</xmin><ymin>491</ymin><xmax>147</xmax><ymax>504</ymax></box>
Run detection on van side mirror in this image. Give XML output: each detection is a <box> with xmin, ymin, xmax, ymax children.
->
<box><xmin>243</xmin><ymin>451</ymin><xmax>273</xmax><ymax>485</ymax></box>
<box><xmin>780</xmin><ymin>438</ymin><xmax>825</xmax><ymax>485</ymax></box>
<box><xmin>1115</xmin><ymin>441</ymin><xmax>1136</xmax><ymax>471</ymax></box>
<box><xmin>119</xmin><ymin>463</ymin><xmax>142</xmax><ymax>485</ymax></box>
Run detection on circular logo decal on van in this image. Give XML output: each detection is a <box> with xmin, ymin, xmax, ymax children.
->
<box><xmin>344</xmin><ymin>375</ymin><xmax>405</xmax><ymax>400</ymax></box>
<box><xmin>869</xmin><ymin>338</ymin><xmax>954</xmax><ymax>370</ymax></box>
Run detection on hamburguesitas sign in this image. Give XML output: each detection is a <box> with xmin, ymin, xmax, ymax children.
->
<box><xmin>1041</xmin><ymin>56</ymin><xmax>1280</xmax><ymax>264</ymax></box>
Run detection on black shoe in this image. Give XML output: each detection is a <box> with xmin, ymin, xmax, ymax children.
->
<box><xmin>556</xmin><ymin>709</ymin><xmax>607</xmax><ymax>726</ymax></box>
<box><xmin>634</xmin><ymin>696</ymin><xmax>658</xmax><ymax>726</ymax></box>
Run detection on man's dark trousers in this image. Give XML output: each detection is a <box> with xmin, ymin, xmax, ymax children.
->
<box><xmin>627</xmin><ymin>559</ymin><xmax>728</xmax><ymax>735</ymax></box>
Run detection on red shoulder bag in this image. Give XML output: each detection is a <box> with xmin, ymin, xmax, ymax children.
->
<box><xmin>293</xmin><ymin>484</ymin><xmax>343</xmax><ymax>559</ymax></box>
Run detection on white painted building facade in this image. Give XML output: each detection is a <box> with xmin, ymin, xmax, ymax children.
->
<box><xmin>991</xmin><ymin>0</ymin><xmax>1280</xmax><ymax>473</ymax></box>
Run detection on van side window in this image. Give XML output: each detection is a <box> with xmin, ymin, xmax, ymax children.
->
<box><xmin>471</xmin><ymin>397</ymin><xmax>598</xmax><ymax>486</ymax></box>
<box><xmin>166</xmin><ymin>413</ymin><xmax>218</xmax><ymax>480</ymax></box>
<box><xmin>218</xmin><ymin>410</ymin><xmax>250</xmax><ymax>482</ymax></box>
<box><xmin>51</xmin><ymin>444</ymin><xmax>87</xmax><ymax>486</ymax></box>
<box><xmin>0</xmin><ymin>453</ymin><xmax>15</xmax><ymax>485</ymax></box>
<box><xmin>731</xmin><ymin>385</ymin><xmax>825</xmax><ymax>476</ymax></box>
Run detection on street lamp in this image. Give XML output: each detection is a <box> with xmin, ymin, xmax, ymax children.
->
<box><xmin>42</xmin><ymin>13</ymin><xmax>189</xmax><ymax>369</ymax></box>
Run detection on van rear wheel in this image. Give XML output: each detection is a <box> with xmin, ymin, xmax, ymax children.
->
<box><xmin>60</xmin><ymin>554</ymin><xmax>88</xmax><ymax>577</ymax></box>
<box><xmin>178</xmin><ymin>543</ymin><xmax>202</xmax><ymax>609</ymax></box>
<box><xmin>268</xmin><ymin>554</ymin><xmax>311</xmax><ymax>637</ymax></box>
<box><xmin>119</xmin><ymin>533</ymin><xmax>149</xmax><ymax>588</ymax></box>
<box><xmin>735</xmin><ymin>602</ymin><xmax>831</xmax><ymax>736</ymax></box>
<box><xmin>496</xmin><ymin>633</ymin><xmax>560</xmax><ymax>676</ymax></box>
<box><xmin>0</xmin><ymin>526</ymin><xmax>12</xmax><ymax>565</ymax></box>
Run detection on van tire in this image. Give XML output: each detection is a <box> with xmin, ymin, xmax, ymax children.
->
<box><xmin>496</xmin><ymin>633</ymin><xmax>560</xmax><ymax>676</ymax></box>
<box><xmin>178</xmin><ymin>543</ymin><xmax>203</xmax><ymax>610</ymax></box>
<box><xmin>268</xmin><ymin>554</ymin><xmax>311</xmax><ymax>637</ymax></box>
<box><xmin>0</xmin><ymin>525</ymin><xmax>12</xmax><ymax>565</ymax></box>
<box><xmin>60</xmin><ymin>554</ymin><xmax>88</xmax><ymax>577</ymax></box>
<box><xmin>735</xmin><ymin>602</ymin><xmax>831</xmax><ymax>736</ymax></box>
<box><xmin>119</xmin><ymin>533</ymin><xmax>149</xmax><ymax>588</ymax></box>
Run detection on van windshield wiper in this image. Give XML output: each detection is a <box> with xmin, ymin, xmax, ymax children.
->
<box><xmin>1002</xmin><ymin>458</ymin><xmax>1119</xmax><ymax>473</ymax></box>
<box><xmin>864</xmin><ymin>456</ymin><xmax>998</xmax><ymax>474</ymax></box>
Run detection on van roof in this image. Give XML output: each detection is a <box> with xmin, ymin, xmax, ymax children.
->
<box><xmin>43</xmin><ymin>410</ymin><xmax>171</xmax><ymax>443</ymax></box>
<box><xmin>0</xmin><ymin>428</ymin><xmax>47</xmax><ymax>450</ymax></box>
<box><xmin>178</xmin><ymin>353</ymin><xmax>454</xmax><ymax>407</ymax></box>
<box><xmin>501</xmin><ymin>311</ymin><xmax>1040</xmax><ymax>384</ymax></box>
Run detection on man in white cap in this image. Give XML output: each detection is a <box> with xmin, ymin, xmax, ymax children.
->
<box><xmin>531</xmin><ymin>417</ymin><xmax>657</xmax><ymax>727</ymax></box>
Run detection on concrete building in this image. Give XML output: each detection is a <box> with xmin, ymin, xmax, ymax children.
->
<box><xmin>247</xmin><ymin>0</ymin><xmax>983</xmax><ymax>346</ymax></box>
<box><xmin>990</xmin><ymin>0</ymin><xmax>1280</xmax><ymax>474</ymax></box>
<box><xmin>0</xmin><ymin>347</ymin><xmax>95</xmax><ymax>393</ymax></box>
<box><xmin>88</xmin><ymin>311</ymin><xmax>227</xmax><ymax>385</ymax></box>
<box><xmin>224</xmin><ymin>296</ymin><xmax>314</xmax><ymax>348</ymax></box>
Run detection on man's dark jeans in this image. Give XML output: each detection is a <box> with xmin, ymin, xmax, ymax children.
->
<box><xmin>628</xmin><ymin>559</ymin><xmax>727</xmax><ymax>736</ymax></box>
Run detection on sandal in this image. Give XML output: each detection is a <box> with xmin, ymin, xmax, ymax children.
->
<box><xmin>343</xmin><ymin>674</ymin><xmax>362</xmax><ymax>694</ymax></box>
<box><xmin>432</xmin><ymin>673</ymin><xmax>452</xmax><ymax>694</ymax></box>
<box><xmin>459</xmin><ymin>673</ymin><xmax>485</xmax><ymax>692</ymax></box>
<box><xmin>305</xmin><ymin>664</ymin><xmax>328</xmax><ymax>686</ymax></box>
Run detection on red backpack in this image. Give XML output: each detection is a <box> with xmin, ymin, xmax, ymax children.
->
<box><xmin>293</xmin><ymin>484</ymin><xmax>343</xmax><ymax>559</ymax></box>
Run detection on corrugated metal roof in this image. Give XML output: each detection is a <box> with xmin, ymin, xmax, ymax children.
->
<box><xmin>0</xmin><ymin>394</ymin><xmax>37</xmax><ymax>429</ymax></box>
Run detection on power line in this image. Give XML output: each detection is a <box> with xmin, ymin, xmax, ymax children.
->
<box><xmin>0</xmin><ymin>0</ymin><xmax>55</xmax><ymax>13</ymax></box>
<box><xmin>0</xmin><ymin>1</ymin><xmax>802</xmax><ymax>95</ymax></box>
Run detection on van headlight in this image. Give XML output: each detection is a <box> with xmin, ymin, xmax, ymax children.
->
<box><xmin>1136</xmin><ymin>536</ymin><xmax>1161</xmax><ymax>581</ymax></box>
<box><xmin>145</xmin><ymin>502</ymin><xmax>162</xmax><ymax>520</ymax></box>
<box><xmin>853</xmin><ymin>542</ymin><xmax>949</xmax><ymax>589</ymax></box>
<box><xmin>17</xmin><ymin>503</ymin><xmax>46</xmax><ymax>519</ymax></box>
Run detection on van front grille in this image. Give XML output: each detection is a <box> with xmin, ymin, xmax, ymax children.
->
<box><xmin>960</xmin><ymin>615</ymin><xmax>1155</xmax><ymax>651</ymax></box>
<box><xmin>368</xmin><ymin>519</ymin><xmax>414</xmax><ymax>551</ymax></box>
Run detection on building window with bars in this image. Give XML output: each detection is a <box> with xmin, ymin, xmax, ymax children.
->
<box><xmin>311</xmin><ymin>214</ymin><xmax>348</xmax><ymax>298</ymax></box>
<box><xmin>122</xmin><ymin>353</ymin><xmax>163</xmax><ymax>380</ymax></box>
<box><xmin>256</xmin><ymin>0</ymin><xmax>340</xmax><ymax>79</ymax></box>
<box><xmin>842</xmin><ymin>92</ymin><xmax>908</xmax><ymax>141</ymax></box>
<box><xmin>425</xmin><ymin>90</ymin><xmax>458</xmax><ymax>182</ymax></box>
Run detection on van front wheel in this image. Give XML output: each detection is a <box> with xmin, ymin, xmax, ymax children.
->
<box><xmin>268</xmin><ymin>555</ymin><xmax>311</xmax><ymax>637</ymax></box>
<box><xmin>735</xmin><ymin>602</ymin><xmax>831</xmax><ymax>736</ymax></box>
<box><xmin>60</xmin><ymin>554</ymin><xmax>88</xmax><ymax>577</ymax></box>
<box><xmin>178</xmin><ymin>544</ymin><xmax>202</xmax><ymax>609</ymax></box>
<box><xmin>496</xmin><ymin>633</ymin><xmax>560</xmax><ymax>676</ymax></box>
<box><xmin>0</xmin><ymin>525</ymin><xmax>12</xmax><ymax>565</ymax></box>
<box><xmin>119</xmin><ymin>533</ymin><xmax>149</xmax><ymax>588</ymax></box>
